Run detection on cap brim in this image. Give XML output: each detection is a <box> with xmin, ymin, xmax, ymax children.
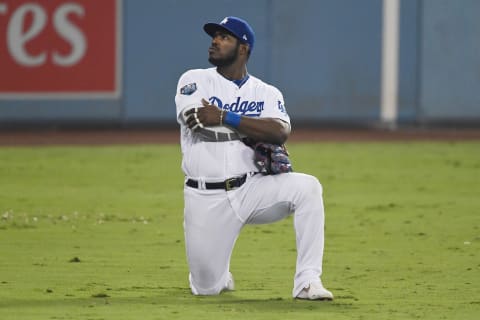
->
<box><xmin>203</xmin><ymin>23</ymin><xmax>244</xmax><ymax>42</ymax></box>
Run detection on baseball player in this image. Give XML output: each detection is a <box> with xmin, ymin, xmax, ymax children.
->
<box><xmin>175</xmin><ymin>16</ymin><xmax>333</xmax><ymax>300</ymax></box>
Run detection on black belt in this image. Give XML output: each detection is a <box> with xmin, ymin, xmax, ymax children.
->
<box><xmin>186</xmin><ymin>174</ymin><xmax>249</xmax><ymax>191</ymax></box>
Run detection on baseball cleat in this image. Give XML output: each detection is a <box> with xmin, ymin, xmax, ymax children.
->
<box><xmin>296</xmin><ymin>281</ymin><xmax>333</xmax><ymax>301</ymax></box>
<box><xmin>222</xmin><ymin>272</ymin><xmax>235</xmax><ymax>292</ymax></box>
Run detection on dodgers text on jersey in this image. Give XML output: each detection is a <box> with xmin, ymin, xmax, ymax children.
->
<box><xmin>209</xmin><ymin>96</ymin><xmax>264</xmax><ymax>117</ymax></box>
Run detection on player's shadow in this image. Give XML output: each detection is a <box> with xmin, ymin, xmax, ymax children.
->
<box><xmin>0</xmin><ymin>287</ymin><xmax>355</xmax><ymax>314</ymax></box>
<box><xmin>188</xmin><ymin>293</ymin><xmax>355</xmax><ymax>313</ymax></box>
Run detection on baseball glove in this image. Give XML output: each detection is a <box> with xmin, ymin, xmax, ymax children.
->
<box><xmin>243</xmin><ymin>139</ymin><xmax>293</xmax><ymax>175</ymax></box>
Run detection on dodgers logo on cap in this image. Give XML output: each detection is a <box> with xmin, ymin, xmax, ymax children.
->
<box><xmin>203</xmin><ymin>16</ymin><xmax>255</xmax><ymax>52</ymax></box>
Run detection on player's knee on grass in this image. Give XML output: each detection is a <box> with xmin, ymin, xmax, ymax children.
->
<box><xmin>190</xmin><ymin>269</ymin><xmax>227</xmax><ymax>295</ymax></box>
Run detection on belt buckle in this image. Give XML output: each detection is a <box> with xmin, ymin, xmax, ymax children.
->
<box><xmin>225</xmin><ymin>178</ymin><xmax>237</xmax><ymax>191</ymax></box>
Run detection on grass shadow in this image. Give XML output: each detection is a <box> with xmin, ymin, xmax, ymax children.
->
<box><xmin>0</xmin><ymin>287</ymin><xmax>356</xmax><ymax>314</ymax></box>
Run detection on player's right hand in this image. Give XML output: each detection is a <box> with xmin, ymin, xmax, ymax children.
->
<box><xmin>184</xmin><ymin>99</ymin><xmax>222</xmax><ymax>130</ymax></box>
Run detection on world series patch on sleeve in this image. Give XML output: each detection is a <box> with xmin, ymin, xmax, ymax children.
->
<box><xmin>180</xmin><ymin>83</ymin><xmax>197</xmax><ymax>95</ymax></box>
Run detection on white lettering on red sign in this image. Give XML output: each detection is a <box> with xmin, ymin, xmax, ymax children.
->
<box><xmin>1</xmin><ymin>1</ymin><xmax>87</xmax><ymax>67</ymax></box>
<box><xmin>52</xmin><ymin>3</ymin><xmax>86</xmax><ymax>66</ymax></box>
<box><xmin>0</xmin><ymin>0</ymin><xmax>118</xmax><ymax>97</ymax></box>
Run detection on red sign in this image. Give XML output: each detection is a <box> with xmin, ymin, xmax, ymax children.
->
<box><xmin>0</xmin><ymin>0</ymin><xmax>121</xmax><ymax>98</ymax></box>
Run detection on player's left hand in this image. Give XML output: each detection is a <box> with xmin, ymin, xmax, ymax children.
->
<box><xmin>184</xmin><ymin>99</ymin><xmax>222</xmax><ymax>130</ymax></box>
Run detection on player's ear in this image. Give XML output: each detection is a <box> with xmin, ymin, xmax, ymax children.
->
<box><xmin>240</xmin><ymin>43</ymin><xmax>250</xmax><ymax>58</ymax></box>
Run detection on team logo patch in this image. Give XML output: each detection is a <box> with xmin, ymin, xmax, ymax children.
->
<box><xmin>277</xmin><ymin>100</ymin><xmax>287</xmax><ymax>114</ymax></box>
<box><xmin>180</xmin><ymin>83</ymin><xmax>197</xmax><ymax>95</ymax></box>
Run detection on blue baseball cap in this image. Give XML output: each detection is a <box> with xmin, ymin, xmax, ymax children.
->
<box><xmin>204</xmin><ymin>16</ymin><xmax>255</xmax><ymax>52</ymax></box>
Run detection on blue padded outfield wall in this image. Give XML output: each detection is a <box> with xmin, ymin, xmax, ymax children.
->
<box><xmin>0</xmin><ymin>0</ymin><xmax>479</xmax><ymax>126</ymax></box>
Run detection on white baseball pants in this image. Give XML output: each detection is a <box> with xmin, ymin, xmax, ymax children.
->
<box><xmin>183</xmin><ymin>172</ymin><xmax>326</xmax><ymax>297</ymax></box>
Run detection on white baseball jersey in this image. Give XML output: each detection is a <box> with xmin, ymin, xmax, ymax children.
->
<box><xmin>175</xmin><ymin>67</ymin><xmax>290</xmax><ymax>180</ymax></box>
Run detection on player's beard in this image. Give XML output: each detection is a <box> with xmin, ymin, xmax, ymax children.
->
<box><xmin>208</xmin><ymin>42</ymin><xmax>240</xmax><ymax>67</ymax></box>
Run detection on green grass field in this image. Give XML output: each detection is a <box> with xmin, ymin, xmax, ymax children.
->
<box><xmin>0</xmin><ymin>142</ymin><xmax>479</xmax><ymax>320</ymax></box>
